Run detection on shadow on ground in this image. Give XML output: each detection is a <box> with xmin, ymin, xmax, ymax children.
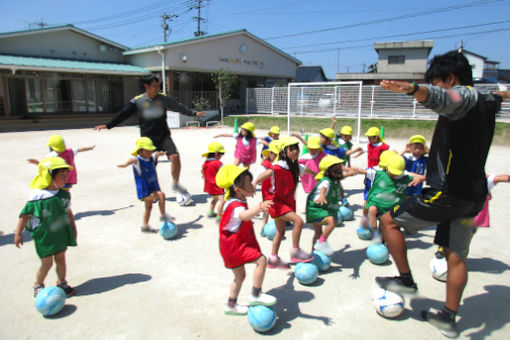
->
<box><xmin>74</xmin><ymin>204</ymin><xmax>135</xmax><ymax>221</ymax></box>
<box><xmin>265</xmin><ymin>274</ymin><xmax>333</xmax><ymax>334</ymax></box>
<box><xmin>169</xmin><ymin>216</ymin><xmax>204</xmax><ymax>240</ymax></box>
<box><xmin>74</xmin><ymin>273</ymin><xmax>152</xmax><ymax>296</ymax></box>
<box><xmin>0</xmin><ymin>230</ymin><xmax>33</xmax><ymax>247</ymax></box>
<box><xmin>46</xmin><ymin>304</ymin><xmax>78</xmax><ymax>319</ymax></box>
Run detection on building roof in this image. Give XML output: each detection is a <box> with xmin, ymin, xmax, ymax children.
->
<box><xmin>295</xmin><ymin>66</ymin><xmax>327</xmax><ymax>82</ymax></box>
<box><xmin>0</xmin><ymin>24</ymin><xmax>128</xmax><ymax>51</ymax></box>
<box><xmin>374</xmin><ymin>40</ymin><xmax>434</xmax><ymax>51</ymax></box>
<box><xmin>124</xmin><ymin>29</ymin><xmax>301</xmax><ymax>65</ymax></box>
<box><xmin>0</xmin><ymin>54</ymin><xmax>149</xmax><ymax>75</ymax></box>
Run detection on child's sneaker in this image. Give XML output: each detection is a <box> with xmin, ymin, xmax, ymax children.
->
<box><xmin>290</xmin><ymin>248</ymin><xmax>313</xmax><ymax>263</ymax></box>
<box><xmin>313</xmin><ymin>240</ymin><xmax>334</xmax><ymax>256</ymax></box>
<box><xmin>178</xmin><ymin>192</ymin><xmax>194</xmax><ymax>206</ymax></box>
<box><xmin>207</xmin><ymin>210</ymin><xmax>217</xmax><ymax>218</ymax></box>
<box><xmin>421</xmin><ymin>309</ymin><xmax>459</xmax><ymax>338</ymax></box>
<box><xmin>249</xmin><ymin>293</ymin><xmax>277</xmax><ymax>306</ymax></box>
<box><xmin>371</xmin><ymin>230</ymin><xmax>382</xmax><ymax>244</ymax></box>
<box><xmin>267</xmin><ymin>256</ymin><xmax>290</xmax><ymax>269</ymax></box>
<box><xmin>224</xmin><ymin>303</ymin><xmax>249</xmax><ymax>315</ymax></box>
<box><xmin>160</xmin><ymin>213</ymin><xmax>175</xmax><ymax>222</ymax></box>
<box><xmin>57</xmin><ymin>280</ymin><xmax>75</xmax><ymax>297</ymax></box>
<box><xmin>34</xmin><ymin>283</ymin><xmax>45</xmax><ymax>297</ymax></box>
<box><xmin>375</xmin><ymin>276</ymin><xmax>418</xmax><ymax>296</ymax></box>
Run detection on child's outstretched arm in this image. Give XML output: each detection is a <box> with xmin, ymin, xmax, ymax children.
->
<box><xmin>27</xmin><ymin>158</ymin><xmax>39</xmax><ymax>165</ymax></box>
<box><xmin>253</xmin><ymin>169</ymin><xmax>273</xmax><ymax>186</ymax></box>
<box><xmin>314</xmin><ymin>187</ymin><xmax>328</xmax><ymax>206</ymax></box>
<box><xmin>290</xmin><ymin>132</ymin><xmax>307</xmax><ymax>146</ymax></box>
<box><xmin>303</xmin><ymin>166</ymin><xmax>317</xmax><ymax>177</ymax></box>
<box><xmin>154</xmin><ymin>151</ymin><xmax>167</xmax><ymax>159</ymax></box>
<box><xmin>407</xmin><ymin>172</ymin><xmax>426</xmax><ymax>187</ymax></box>
<box><xmin>14</xmin><ymin>215</ymin><xmax>29</xmax><ymax>248</ymax></box>
<box><xmin>117</xmin><ymin>158</ymin><xmax>137</xmax><ymax>168</ymax></box>
<box><xmin>330</xmin><ymin>116</ymin><xmax>337</xmax><ymax>130</ymax></box>
<box><xmin>214</xmin><ymin>133</ymin><xmax>234</xmax><ymax>138</ymax></box>
<box><xmin>350</xmin><ymin>147</ymin><xmax>364</xmax><ymax>158</ymax></box>
<box><xmin>493</xmin><ymin>174</ymin><xmax>510</xmax><ymax>184</ymax></box>
<box><xmin>78</xmin><ymin>145</ymin><xmax>96</xmax><ymax>153</ymax></box>
<box><xmin>259</xmin><ymin>137</ymin><xmax>270</xmax><ymax>147</ymax></box>
<box><xmin>343</xmin><ymin>167</ymin><xmax>358</xmax><ymax>178</ymax></box>
<box><xmin>239</xmin><ymin>200</ymin><xmax>274</xmax><ymax>221</ymax></box>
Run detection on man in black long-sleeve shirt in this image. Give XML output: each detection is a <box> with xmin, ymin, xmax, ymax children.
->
<box><xmin>94</xmin><ymin>75</ymin><xmax>204</xmax><ymax>206</ymax></box>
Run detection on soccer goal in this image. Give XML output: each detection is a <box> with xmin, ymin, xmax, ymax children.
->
<box><xmin>287</xmin><ymin>81</ymin><xmax>363</xmax><ymax>142</ymax></box>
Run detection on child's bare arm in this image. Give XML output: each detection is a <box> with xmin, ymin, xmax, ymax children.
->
<box><xmin>239</xmin><ymin>200</ymin><xmax>273</xmax><ymax>221</ymax></box>
<box><xmin>407</xmin><ymin>172</ymin><xmax>426</xmax><ymax>186</ymax></box>
<box><xmin>77</xmin><ymin>145</ymin><xmax>96</xmax><ymax>153</ymax></box>
<box><xmin>117</xmin><ymin>158</ymin><xmax>137</xmax><ymax>168</ymax></box>
<box><xmin>259</xmin><ymin>137</ymin><xmax>270</xmax><ymax>147</ymax></box>
<box><xmin>214</xmin><ymin>133</ymin><xmax>234</xmax><ymax>138</ymax></box>
<box><xmin>350</xmin><ymin>147</ymin><xmax>364</xmax><ymax>158</ymax></box>
<box><xmin>252</xmin><ymin>169</ymin><xmax>273</xmax><ymax>186</ymax></box>
<box><xmin>290</xmin><ymin>132</ymin><xmax>307</xmax><ymax>146</ymax></box>
<box><xmin>493</xmin><ymin>174</ymin><xmax>510</xmax><ymax>184</ymax></box>
<box><xmin>27</xmin><ymin>158</ymin><xmax>39</xmax><ymax>165</ymax></box>
<box><xmin>351</xmin><ymin>167</ymin><xmax>367</xmax><ymax>175</ymax></box>
<box><xmin>330</xmin><ymin>116</ymin><xmax>337</xmax><ymax>130</ymax></box>
<box><xmin>314</xmin><ymin>187</ymin><xmax>328</xmax><ymax>205</ymax></box>
<box><xmin>14</xmin><ymin>215</ymin><xmax>29</xmax><ymax>248</ymax></box>
<box><xmin>154</xmin><ymin>151</ymin><xmax>167</xmax><ymax>158</ymax></box>
<box><xmin>400</xmin><ymin>144</ymin><xmax>411</xmax><ymax>156</ymax></box>
<box><xmin>303</xmin><ymin>166</ymin><xmax>317</xmax><ymax>176</ymax></box>
<box><xmin>343</xmin><ymin>167</ymin><xmax>358</xmax><ymax>177</ymax></box>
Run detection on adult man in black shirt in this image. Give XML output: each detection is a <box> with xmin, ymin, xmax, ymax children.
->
<box><xmin>94</xmin><ymin>75</ymin><xmax>204</xmax><ymax>206</ymax></box>
<box><xmin>376</xmin><ymin>51</ymin><xmax>508</xmax><ymax>338</ymax></box>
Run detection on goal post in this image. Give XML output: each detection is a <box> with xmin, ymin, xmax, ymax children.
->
<box><xmin>287</xmin><ymin>81</ymin><xmax>363</xmax><ymax>142</ymax></box>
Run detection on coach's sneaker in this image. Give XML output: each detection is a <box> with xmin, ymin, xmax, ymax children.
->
<box><xmin>172</xmin><ymin>182</ymin><xmax>188</xmax><ymax>194</ymax></box>
<box><xmin>224</xmin><ymin>303</ymin><xmax>249</xmax><ymax>316</ymax></box>
<box><xmin>375</xmin><ymin>276</ymin><xmax>418</xmax><ymax>296</ymax></box>
<box><xmin>313</xmin><ymin>240</ymin><xmax>334</xmax><ymax>256</ymax></box>
<box><xmin>290</xmin><ymin>247</ymin><xmax>313</xmax><ymax>263</ymax></box>
<box><xmin>421</xmin><ymin>309</ymin><xmax>459</xmax><ymax>338</ymax></box>
<box><xmin>33</xmin><ymin>283</ymin><xmax>45</xmax><ymax>297</ymax></box>
<box><xmin>249</xmin><ymin>293</ymin><xmax>277</xmax><ymax>306</ymax></box>
<box><xmin>268</xmin><ymin>256</ymin><xmax>290</xmax><ymax>269</ymax></box>
<box><xmin>57</xmin><ymin>279</ymin><xmax>75</xmax><ymax>297</ymax></box>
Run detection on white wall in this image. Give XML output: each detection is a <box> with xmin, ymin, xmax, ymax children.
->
<box><xmin>0</xmin><ymin>30</ymin><xmax>125</xmax><ymax>63</ymax></box>
<box><xmin>464</xmin><ymin>54</ymin><xmax>484</xmax><ymax>78</ymax></box>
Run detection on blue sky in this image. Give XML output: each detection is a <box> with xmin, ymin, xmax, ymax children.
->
<box><xmin>2</xmin><ymin>0</ymin><xmax>510</xmax><ymax>79</ymax></box>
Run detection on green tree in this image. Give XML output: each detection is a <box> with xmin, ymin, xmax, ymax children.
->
<box><xmin>212</xmin><ymin>68</ymin><xmax>237</xmax><ymax>123</ymax></box>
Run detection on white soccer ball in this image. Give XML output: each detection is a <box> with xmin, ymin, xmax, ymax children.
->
<box><xmin>429</xmin><ymin>256</ymin><xmax>448</xmax><ymax>282</ymax></box>
<box><xmin>371</xmin><ymin>287</ymin><xmax>405</xmax><ymax>318</ymax></box>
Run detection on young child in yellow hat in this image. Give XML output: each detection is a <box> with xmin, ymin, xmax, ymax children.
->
<box><xmin>15</xmin><ymin>157</ymin><xmax>78</xmax><ymax>297</ymax></box>
<box><xmin>400</xmin><ymin>135</ymin><xmax>428</xmax><ymax>197</ymax></box>
<box><xmin>215</xmin><ymin>122</ymin><xmax>263</xmax><ymax>169</ymax></box>
<box><xmin>216</xmin><ymin>164</ymin><xmax>276</xmax><ymax>315</ymax></box>
<box><xmin>260</xmin><ymin>126</ymin><xmax>280</xmax><ymax>158</ymax></box>
<box><xmin>27</xmin><ymin>134</ymin><xmax>95</xmax><ymax>191</ymax></box>
<box><xmin>118</xmin><ymin>137</ymin><xmax>173</xmax><ymax>233</ymax></box>
<box><xmin>202</xmin><ymin>142</ymin><xmax>226</xmax><ymax>221</ymax></box>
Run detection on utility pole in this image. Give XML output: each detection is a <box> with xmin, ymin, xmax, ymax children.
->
<box><xmin>193</xmin><ymin>0</ymin><xmax>208</xmax><ymax>37</ymax></box>
<box><xmin>161</xmin><ymin>13</ymin><xmax>177</xmax><ymax>43</ymax></box>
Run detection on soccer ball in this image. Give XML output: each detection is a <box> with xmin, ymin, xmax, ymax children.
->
<box><xmin>248</xmin><ymin>305</ymin><xmax>277</xmax><ymax>333</ymax></box>
<box><xmin>34</xmin><ymin>286</ymin><xmax>66</xmax><ymax>317</ymax></box>
<box><xmin>372</xmin><ymin>287</ymin><xmax>405</xmax><ymax>318</ymax></box>
<box><xmin>429</xmin><ymin>256</ymin><xmax>448</xmax><ymax>282</ymax></box>
<box><xmin>294</xmin><ymin>262</ymin><xmax>319</xmax><ymax>285</ymax></box>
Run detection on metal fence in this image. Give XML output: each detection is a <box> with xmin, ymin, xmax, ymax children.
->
<box><xmin>246</xmin><ymin>84</ymin><xmax>510</xmax><ymax>119</ymax></box>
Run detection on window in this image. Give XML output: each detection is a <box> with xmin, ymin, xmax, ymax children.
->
<box><xmin>388</xmin><ymin>55</ymin><xmax>405</xmax><ymax>64</ymax></box>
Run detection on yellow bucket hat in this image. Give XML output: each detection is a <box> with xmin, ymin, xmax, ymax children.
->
<box><xmin>262</xmin><ymin>139</ymin><xmax>283</xmax><ymax>158</ymax></box>
<box><xmin>280</xmin><ymin>136</ymin><xmax>299</xmax><ymax>149</ymax></box>
<box><xmin>315</xmin><ymin>155</ymin><xmax>344</xmax><ymax>180</ymax></box>
<box><xmin>409</xmin><ymin>135</ymin><xmax>426</xmax><ymax>145</ymax></box>
<box><xmin>240</xmin><ymin>122</ymin><xmax>255</xmax><ymax>134</ymax></box>
<box><xmin>202</xmin><ymin>142</ymin><xmax>225</xmax><ymax>157</ymax></box>
<box><xmin>268</xmin><ymin>126</ymin><xmax>280</xmax><ymax>136</ymax></box>
<box><xmin>131</xmin><ymin>137</ymin><xmax>156</xmax><ymax>156</ymax></box>
<box><xmin>319</xmin><ymin>128</ymin><xmax>335</xmax><ymax>140</ymax></box>
<box><xmin>307</xmin><ymin>135</ymin><xmax>323</xmax><ymax>151</ymax></box>
<box><xmin>215</xmin><ymin>164</ymin><xmax>248</xmax><ymax>200</ymax></box>
<box><xmin>365</xmin><ymin>127</ymin><xmax>385</xmax><ymax>143</ymax></box>
<box><xmin>47</xmin><ymin>135</ymin><xmax>66</xmax><ymax>153</ymax></box>
<box><xmin>340</xmin><ymin>126</ymin><xmax>353</xmax><ymax>135</ymax></box>
<box><xmin>378</xmin><ymin>150</ymin><xmax>397</xmax><ymax>170</ymax></box>
<box><xmin>387</xmin><ymin>154</ymin><xmax>405</xmax><ymax>176</ymax></box>
<box><xmin>30</xmin><ymin>157</ymin><xmax>73</xmax><ymax>189</ymax></box>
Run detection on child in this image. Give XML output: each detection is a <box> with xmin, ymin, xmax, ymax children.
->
<box><xmin>215</xmin><ymin>122</ymin><xmax>263</xmax><ymax>169</ymax></box>
<box><xmin>330</xmin><ymin>117</ymin><xmax>355</xmax><ymax>166</ymax></box>
<box><xmin>353</xmin><ymin>127</ymin><xmax>389</xmax><ymax>168</ymax></box>
<box><xmin>258</xmin><ymin>140</ymin><xmax>281</xmax><ymax>227</ymax></box>
<box><xmin>15</xmin><ymin>157</ymin><xmax>77</xmax><ymax>297</ymax></box>
<box><xmin>118</xmin><ymin>137</ymin><xmax>173</xmax><ymax>233</ymax></box>
<box><xmin>400</xmin><ymin>135</ymin><xmax>428</xmax><ymax>197</ymax></box>
<box><xmin>260</xmin><ymin>126</ymin><xmax>280</xmax><ymax>158</ymax></box>
<box><xmin>27</xmin><ymin>134</ymin><xmax>95</xmax><ymax>191</ymax></box>
<box><xmin>355</xmin><ymin>154</ymin><xmax>412</xmax><ymax>242</ymax></box>
<box><xmin>202</xmin><ymin>142</ymin><xmax>225</xmax><ymax>221</ymax></box>
<box><xmin>254</xmin><ymin>136</ymin><xmax>314</xmax><ymax>269</ymax></box>
<box><xmin>319</xmin><ymin>128</ymin><xmax>361</xmax><ymax>160</ymax></box>
<box><xmin>215</xmin><ymin>164</ymin><xmax>276</xmax><ymax>315</ymax></box>
<box><xmin>296</xmin><ymin>135</ymin><xmax>326</xmax><ymax>194</ymax></box>
<box><xmin>306</xmin><ymin>156</ymin><xmax>346</xmax><ymax>256</ymax></box>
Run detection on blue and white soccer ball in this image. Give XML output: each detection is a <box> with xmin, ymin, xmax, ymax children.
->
<box><xmin>263</xmin><ymin>221</ymin><xmax>277</xmax><ymax>240</ymax></box>
<box><xmin>34</xmin><ymin>286</ymin><xmax>66</xmax><ymax>317</ymax></box>
<box><xmin>312</xmin><ymin>250</ymin><xmax>331</xmax><ymax>272</ymax></box>
<box><xmin>371</xmin><ymin>287</ymin><xmax>405</xmax><ymax>318</ymax></box>
<box><xmin>429</xmin><ymin>256</ymin><xmax>448</xmax><ymax>282</ymax></box>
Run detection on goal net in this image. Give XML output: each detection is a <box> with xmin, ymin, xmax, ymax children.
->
<box><xmin>286</xmin><ymin>81</ymin><xmax>363</xmax><ymax>142</ymax></box>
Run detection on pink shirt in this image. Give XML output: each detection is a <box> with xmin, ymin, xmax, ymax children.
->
<box><xmin>298</xmin><ymin>152</ymin><xmax>326</xmax><ymax>193</ymax></box>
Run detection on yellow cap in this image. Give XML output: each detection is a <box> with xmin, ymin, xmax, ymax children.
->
<box><xmin>409</xmin><ymin>134</ymin><xmax>426</xmax><ymax>145</ymax></box>
<box><xmin>315</xmin><ymin>155</ymin><xmax>344</xmax><ymax>180</ymax></box>
<box><xmin>340</xmin><ymin>126</ymin><xmax>352</xmax><ymax>135</ymax></box>
<box><xmin>268</xmin><ymin>126</ymin><xmax>280</xmax><ymax>136</ymax></box>
<box><xmin>307</xmin><ymin>135</ymin><xmax>323</xmax><ymax>151</ymax></box>
<box><xmin>215</xmin><ymin>164</ymin><xmax>248</xmax><ymax>200</ymax></box>
<box><xmin>319</xmin><ymin>128</ymin><xmax>335</xmax><ymax>140</ymax></box>
<box><xmin>365</xmin><ymin>127</ymin><xmax>380</xmax><ymax>137</ymax></box>
<box><xmin>262</xmin><ymin>139</ymin><xmax>283</xmax><ymax>158</ymax></box>
<box><xmin>387</xmin><ymin>154</ymin><xmax>405</xmax><ymax>176</ymax></box>
<box><xmin>30</xmin><ymin>157</ymin><xmax>73</xmax><ymax>189</ymax></box>
<box><xmin>202</xmin><ymin>142</ymin><xmax>225</xmax><ymax>157</ymax></box>
<box><xmin>280</xmin><ymin>136</ymin><xmax>299</xmax><ymax>149</ymax></box>
<box><xmin>131</xmin><ymin>137</ymin><xmax>156</xmax><ymax>156</ymax></box>
<box><xmin>378</xmin><ymin>150</ymin><xmax>397</xmax><ymax>169</ymax></box>
<box><xmin>47</xmin><ymin>135</ymin><xmax>66</xmax><ymax>153</ymax></box>
<box><xmin>240</xmin><ymin>122</ymin><xmax>255</xmax><ymax>134</ymax></box>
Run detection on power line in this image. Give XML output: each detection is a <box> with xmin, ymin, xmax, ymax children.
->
<box><xmin>264</xmin><ymin>0</ymin><xmax>503</xmax><ymax>40</ymax></box>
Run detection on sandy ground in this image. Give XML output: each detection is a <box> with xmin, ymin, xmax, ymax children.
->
<box><xmin>1</xmin><ymin>125</ymin><xmax>510</xmax><ymax>340</ymax></box>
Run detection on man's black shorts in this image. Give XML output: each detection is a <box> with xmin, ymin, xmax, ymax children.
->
<box><xmin>150</xmin><ymin>134</ymin><xmax>178</xmax><ymax>156</ymax></box>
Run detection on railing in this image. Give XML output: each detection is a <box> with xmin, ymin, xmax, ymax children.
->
<box><xmin>246</xmin><ymin>84</ymin><xmax>510</xmax><ymax>119</ymax></box>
